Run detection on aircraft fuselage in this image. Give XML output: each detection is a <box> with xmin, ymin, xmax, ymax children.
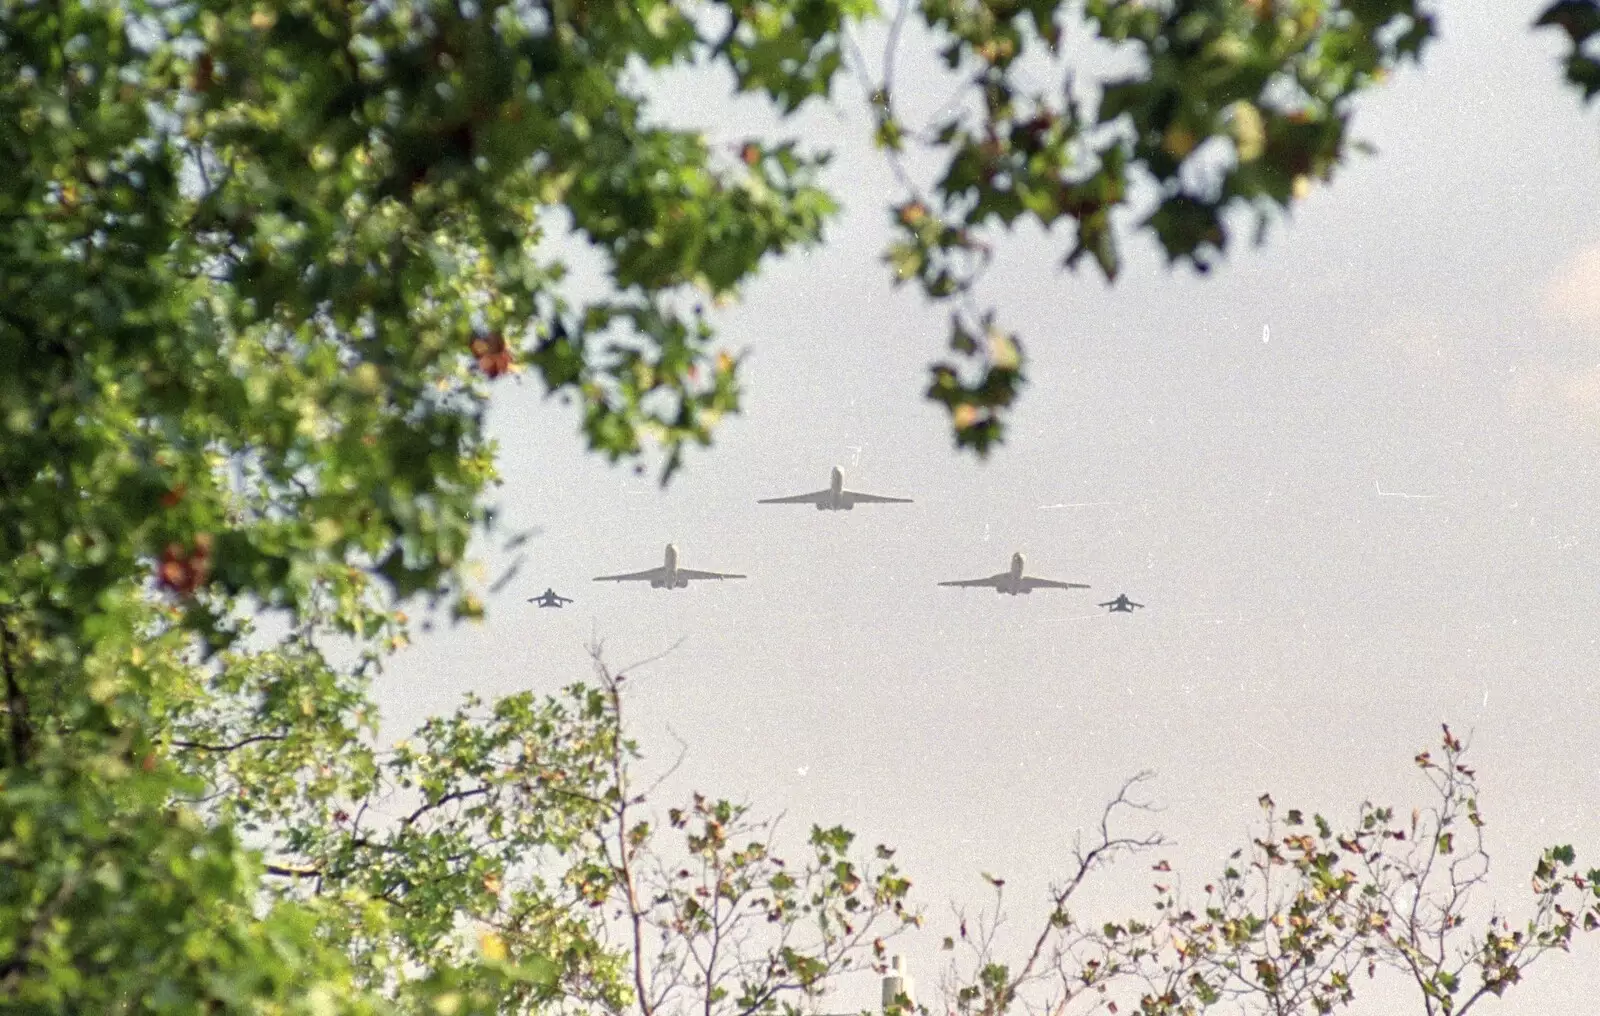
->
<box><xmin>815</xmin><ymin>465</ymin><xmax>852</xmax><ymax>510</ymax></box>
<box><xmin>650</xmin><ymin>543</ymin><xmax>689</xmax><ymax>588</ymax></box>
<box><xmin>999</xmin><ymin>552</ymin><xmax>1027</xmax><ymax>594</ymax></box>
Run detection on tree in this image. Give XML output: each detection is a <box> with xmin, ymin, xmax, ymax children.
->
<box><xmin>167</xmin><ymin>641</ymin><xmax>919</xmax><ymax>1015</ymax></box>
<box><xmin>1</xmin><ymin>0</ymin><xmax>860</xmax><ymax>1006</ymax></box>
<box><xmin>930</xmin><ymin>727</ymin><xmax>1600</xmax><ymax>1016</ymax></box>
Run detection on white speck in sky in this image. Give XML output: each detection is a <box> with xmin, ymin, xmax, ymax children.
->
<box><xmin>1375</xmin><ymin>481</ymin><xmax>1441</xmax><ymax>500</ymax></box>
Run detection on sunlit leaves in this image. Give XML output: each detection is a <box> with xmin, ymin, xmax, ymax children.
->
<box><xmin>633</xmin><ymin>790</ymin><xmax>916</xmax><ymax>1015</ymax></box>
<box><xmin>712</xmin><ymin>0</ymin><xmax>879</xmax><ymax>113</ymax></box>
<box><xmin>1128</xmin><ymin>727</ymin><xmax>1600</xmax><ymax>1016</ymax></box>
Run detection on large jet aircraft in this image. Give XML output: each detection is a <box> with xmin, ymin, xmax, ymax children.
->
<box><xmin>758</xmin><ymin>466</ymin><xmax>912</xmax><ymax>511</ymax></box>
<box><xmin>1099</xmin><ymin>594</ymin><xmax>1144</xmax><ymax>613</ymax></box>
<box><xmin>593</xmin><ymin>544</ymin><xmax>746</xmax><ymax>589</ymax></box>
<box><xmin>939</xmin><ymin>552</ymin><xmax>1090</xmax><ymax>595</ymax></box>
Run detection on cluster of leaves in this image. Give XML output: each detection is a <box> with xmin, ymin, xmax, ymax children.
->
<box><xmin>871</xmin><ymin>0</ymin><xmax>1437</xmax><ymax>450</ymax></box>
<box><xmin>1537</xmin><ymin>0</ymin><xmax>1600</xmax><ymax>102</ymax></box>
<box><xmin>560</xmin><ymin>655</ymin><xmax>920</xmax><ymax>1016</ymax></box>
<box><xmin>628</xmin><ymin>807</ymin><xmax>917</xmax><ymax>1015</ymax></box>
<box><xmin>865</xmin><ymin>0</ymin><xmax>1600</xmax><ymax>452</ymax></box>
<box><xmin>166</xmin><ymin>648</ymin><xmax>918</xmax><ymax>1016</ymax></box>
<box><xmin>930</xmin><ymin>728</ymin><xmax>1600</xmax><ymax>1016</ymax></box>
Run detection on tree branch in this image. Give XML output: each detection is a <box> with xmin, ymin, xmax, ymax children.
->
<box><xmin>0</xmin><ymin>616</ymin><xmax>29</xmax><ymax>768</ymax></box>
<box><xmin>170</xmin><ymin>731</ymin><xmax>289</xmax><ymax>753</ymax></box>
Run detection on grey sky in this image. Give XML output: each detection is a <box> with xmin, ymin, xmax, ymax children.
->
<box><xmin>382</xmin><ymin>2</ymin><xmax>1600</xmax><ymax>1011</ymax></box>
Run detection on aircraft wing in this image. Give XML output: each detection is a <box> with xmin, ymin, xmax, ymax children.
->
<box><xmin>938</xmin><ymin>573</ymin><xmax>1007</xmax><ymax>588</ymax></box>
<box><xmin>593</xmin><ymin>567</ymin><xmax>667</xmax><ymax>583</ymax></box>
<box><xmin>1098</xmin><ymin>599</ymin><xmax>1119</xmax><ymax>608</ymax></box>
<box><xmin>1021</xmin><ymin>577</ymin><xmax>1090</xmax><ymax>591</ymax></box>
<box><xmin>757</xmin><ymin>489</ymin><xmax>830</xmax><ymax>504</ymax></box>
<box><xmin>844</xmin><ymin>490</ymin><xmax>913</xmax><ymax>504</ymax></box>
<box><xmin>675</xmin><ymin>569</ymin><xmax>746</xmax><ymax>581</ymax></box>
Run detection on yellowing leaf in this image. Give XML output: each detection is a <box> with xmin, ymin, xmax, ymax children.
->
<box><xmin>987</xmin><ymin>331</ymin><xmax>1020</xmax><ymax>371</ymax></box>
<box><xmin>1231</xmin><ymin>102</ymin><xmax>1265</xmax><ymax>162</ymax></box>
<box><xmin>479</xmin><ymin>930</ymin><xmax>508</xmax><ymax>962</ymax></box>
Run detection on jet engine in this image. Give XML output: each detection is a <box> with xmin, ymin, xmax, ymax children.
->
<box><xmin>650</xmin><ymin>579</ymin><xmax>665</xmax><ymax>588</ymax></box>
<box><xmin>675</xmin><ymin>578</ymin><xmax>690</xmax><ymax>588</ymax></box>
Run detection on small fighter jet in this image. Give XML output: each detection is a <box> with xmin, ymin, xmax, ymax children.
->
<box><xmin>529</xmin><ymin>588</ymin><xmax>574</xmax><ymax>609</ymax></box>
<box><xmin>1099</xmin><ymin>594</ymin><xmax>1144</xmax><ymax>613</ymax></box>
<box><xmin>758</xmin><ymin>466</ymin><xmax>912</xmax><ymax>511</ymax></box>
<box><xmin>593</xmin><ymin>544</ymin><xmax>746</xmax><ymax>589</ymax></box>
<box><xmin>939</xmin><ymin>552</ymin><xmax>1089</xmax><ymax>596</ymax></box>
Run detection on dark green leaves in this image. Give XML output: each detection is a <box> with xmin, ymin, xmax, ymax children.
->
<box><xmin>1536</xmin><ymin>0</ymin><xmax>1600</xmax><ymax>102</ymax></box>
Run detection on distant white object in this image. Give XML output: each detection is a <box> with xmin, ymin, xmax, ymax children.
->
<box><xmin>796</xmin><ymin>766</ymin><xmax>809</xmax><ymax>776</ymax></box>
<box><xmin>939</xmin><ymin>552</ymin><xmax>1090</xmax><ymax>595</ymax></box>
<box><xmin>757</xmin><ymin>466</ymin><xmax>912</xmax><ymax>511</ymax></box>
<box><xmin>593</xmin><ymin>544</ymin><xmax>746</xmax><ymax>588</ymax></box>
<box><xmin>1374</xmin><ymin>481</ymin><xmax>1440</xmax><ymax>500</ymax></box>
<box><xmin>1262</xmin><ymin>324</ymin><xmax>1270</xmax><ymax>343</ymax></box>
<box><xmin>882</xmin><ymin>955</ymin><xmax>915</xmax><ymax>1012</ymax></box>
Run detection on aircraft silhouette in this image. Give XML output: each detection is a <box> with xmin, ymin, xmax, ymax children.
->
<box><xmin>758</xmin><ymin>466</ymin><xmax>912</xmax><ymax>511</ymax></box>
<box><xmin>529</xmin><ymin>588</ymin><xmax>573</xmax><ymax>608</ymax></box>
<box><xmin>939</xmin><ymin>552</ymin><xmax>1089</xmax><ymax>595</ymax></box>
<box><xmin>593</xmin><ymin>544</ymin><xmax>746</xmax><ymax>589</ymax></box>
<box><xmin>1099</xmin><ymin>594</ymin><xmax>1144</xmax><ymax>613</ymax></box>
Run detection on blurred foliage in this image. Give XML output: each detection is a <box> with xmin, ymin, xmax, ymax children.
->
<box><xmin>1538</xmin><ymin>0</ymin><xmax>1600</xmax><ymax>104</ymax></box>
<box><xmin>874</xmin><ymin>0</ymin><xmax>1440</xmax><ymax>450</ymax></box>
<box><xmin>879</xmin><ymin>0</ymin><xmax>1600</xmax><ymax>450</ymax></box>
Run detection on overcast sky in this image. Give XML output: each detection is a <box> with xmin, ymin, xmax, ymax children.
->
<box><xmin>380</xmin><ymin>3</ymin><xmax>1600</xmax><ymax>1011</ymax></box>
